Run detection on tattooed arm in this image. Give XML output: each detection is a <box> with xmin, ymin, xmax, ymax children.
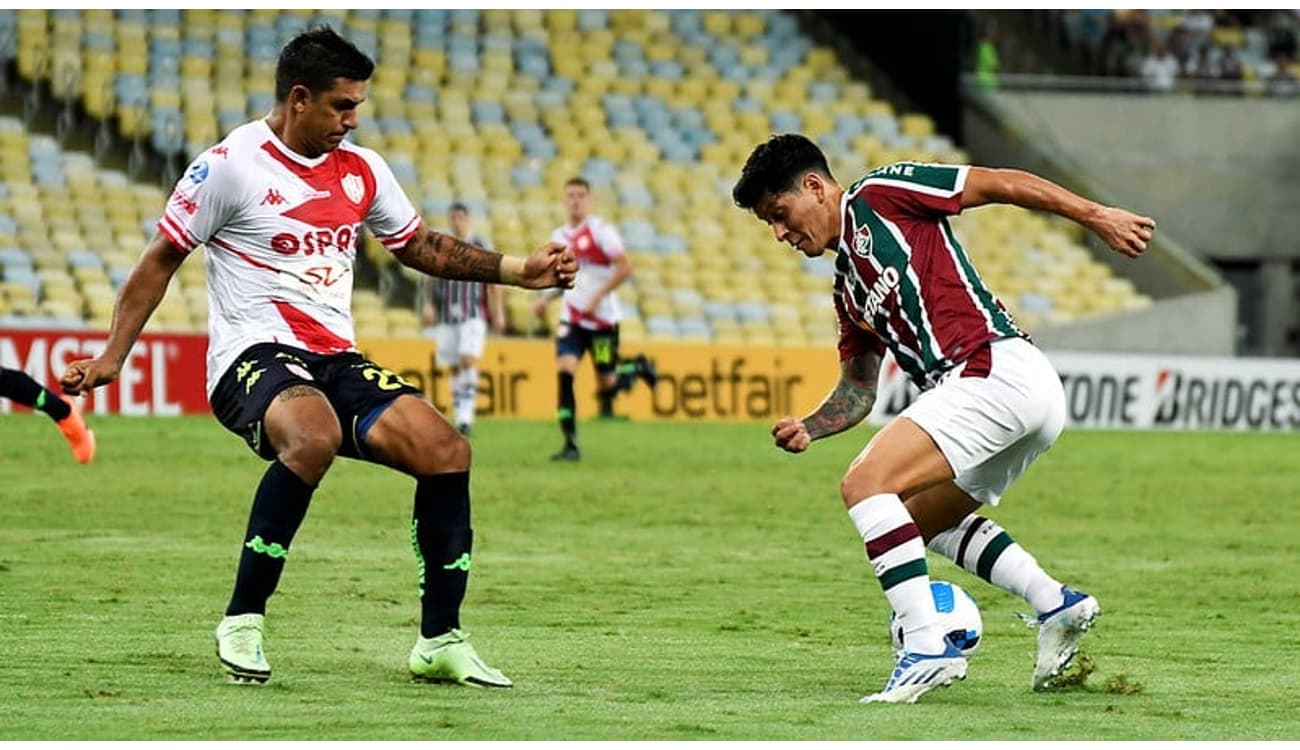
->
<box><xmin>395</xmin><ymin>225</ymin><xmax>577</xmax><ymax>289</ymax></box>
<box><xmin>771</xmin><ymin>351</ymin><xmax>881</xmax><ymax>454</ymax></box>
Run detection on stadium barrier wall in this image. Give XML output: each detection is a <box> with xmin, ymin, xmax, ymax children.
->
<box><xmin>4</xmin><ymin>328</ymin><xmax>1299</xmax><ymax>431</ymax></box>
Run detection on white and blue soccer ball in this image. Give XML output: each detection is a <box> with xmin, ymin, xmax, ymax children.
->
<box><xmin>890</xmin><ymin>580</ymin><xmax>983</xmax><ymax>657</ymax></box>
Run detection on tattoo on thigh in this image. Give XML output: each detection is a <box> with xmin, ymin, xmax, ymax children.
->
<box><xmin>276</xmin><ymin>384</ymin><xmax>321</xmax><ymax>401</ymax></box>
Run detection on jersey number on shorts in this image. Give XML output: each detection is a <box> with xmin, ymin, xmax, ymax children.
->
<box><xmin>592</xmin><ymin>337</ymin><xmax>613</xmax><ymax>365</ymax></box>
<box><xmin>361</xmin><ymin>365</ymin><xmax>413</xmax><ymax>391</ymax></box>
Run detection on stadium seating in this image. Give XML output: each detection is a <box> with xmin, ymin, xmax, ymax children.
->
<box><xmin>1</xmin><ymin>9</ymin><xmax>1153</xmax><ymax>343</ymax></box>
<box><xmin>1055</xmin><ymin>9</ymin><xmax>1300</xmax><ymax>86</ymax></box>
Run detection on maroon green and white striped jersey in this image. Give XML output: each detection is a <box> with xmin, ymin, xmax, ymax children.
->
<box><xmin>834</xmin><ymin>162</ymin><xmax>1025</xmax><ymax>390</ymax></box>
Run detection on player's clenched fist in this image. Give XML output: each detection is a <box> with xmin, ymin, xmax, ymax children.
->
<box><xmin>61</xmin><ymin>357</ymin><xmax>120</xmax><ymax>396</ymax></box>
<box><xmin>521</xmin><ymin>242</ymin><xmax>578</xmax><ymax>290</ymax></box>
<box><xmin>772</xmin><ymin>416</ymin><xmax>812</xmax><ymax>453</ymax></box>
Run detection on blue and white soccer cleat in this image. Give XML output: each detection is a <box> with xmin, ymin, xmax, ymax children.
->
<box><xmin>1032</xmin><ymin>585</ymin><xmax>1101</xmax><ymax>690</ymax></box>
<box><xmin>861</xmin><ymin>637</ymin><xmax>968</xmax><ymax>704</ymax></box>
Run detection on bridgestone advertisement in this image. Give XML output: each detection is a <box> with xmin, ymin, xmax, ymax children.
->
<box><xmin>870</xmin><ymin>350</ymin><xmax>1300</xmax><ymax>431</ymax></box>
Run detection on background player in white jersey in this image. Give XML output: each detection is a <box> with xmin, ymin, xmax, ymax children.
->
<box><xmin>533</xmin><ymin>177</ymin><xmax>657</xmax><ymax>462</ymax></box>
<box><xmin>419</xmin><ymin>202</ymin><xmax>505</xmax><ymax>437</ymax></box>
<box><xmin>733</xmin><ymin>134</ymin><xmax>1155</xmax><ymax>704</ymax></box>
<box><xmin>60</xmin><ymin>28</ymin><xmax>576</xmax><ymax>688</ymax></box>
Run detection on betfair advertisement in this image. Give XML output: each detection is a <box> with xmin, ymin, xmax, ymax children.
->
<box><xmin>357</xmin><ymin>336</ymin><xmax>842</xmax><ymax>422</ymax></box>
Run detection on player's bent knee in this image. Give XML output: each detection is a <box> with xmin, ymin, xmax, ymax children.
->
<box><xmin>279</xmin><ymin>428</ymin><xmax>342</xmax><ymax>481</ymax></box>
<box><xmin>840</xmin><ymin>470</ymin><xmax>889</xmax><ymax>509</ymax></box>
<box><xmin>419</xmin><ymin>432</ymin><xmax>470</xmax><ymax>474</ymax></box>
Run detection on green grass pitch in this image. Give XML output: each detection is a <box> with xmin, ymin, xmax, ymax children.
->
<box><xmin>2</xmin><ymin>414</ymin><xmax>1298</xmax><ymax>739</ymax></box>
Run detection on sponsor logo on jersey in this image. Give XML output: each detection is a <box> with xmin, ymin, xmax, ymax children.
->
<box><xmin>186</xmin><ymin>160</ymin><xmax>209</xmax><ymax>185</ymax></box>
<box><xmin>853</xmin><ymin>224</ymin><xmax>873</xmax><ymax>257</ymax></box>
<box><xmin>341</xmin><ymin>173</ymin><xmax>364</xmax><ymax>204</ymax></box>
<box><xmin>861</xmin><ymin>266</ymin><xmax>900</xmax><ymax>320</ymax></box>
<box><xmin>261</xmin><ymin>188</ymin><xmax>287</xmax><ymax>206</ymax></box>
<box><xmin>269</xmin><ymin>224</ymin><xmax>360</xmax><ymax>256</ymax></box>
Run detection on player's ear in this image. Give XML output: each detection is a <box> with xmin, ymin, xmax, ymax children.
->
<box><xmin>288</xmin><ymin>84</ymin><xmax>312</xmax><ymax>113</ymax></box>
<box><xmin>804</xmin><ymin>171</ymin><xmax>826</xmax><ymax>203</ymax></box>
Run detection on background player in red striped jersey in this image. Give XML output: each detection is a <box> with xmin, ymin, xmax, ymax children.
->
<box><xmin>533</xmin><ymin>177</ymin><xmax>658</xmax><ymax>462</ymax></box>
<box><xmin>60</xmin><ymin>28</ymin><xmax>576</xmax><ymax>688</ymax></box>
<box><xmin>733</xmin><ymin>134</ymin><xmax>1155</xmax><ymax>704</ymax></box>
<box><xmin>419</xmin><ymin>202</ymin><xmax>505</xmax><ymax>437</ymax></box>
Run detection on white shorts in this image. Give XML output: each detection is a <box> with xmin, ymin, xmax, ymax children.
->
<box><xmin>434</xmin><ymin>319</ymin><xmax>488</xmax><ymax>367</ymax></box>
<box><xmin>900</xmin><ymin>337</ymin><xmax>1066</xmax><ymax>506</ymax></box>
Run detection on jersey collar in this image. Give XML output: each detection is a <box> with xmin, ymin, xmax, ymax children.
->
<box><xmin>258</xmin><ymin>119</ymin><xmax>331</xmax><ymax>169</ymax></box>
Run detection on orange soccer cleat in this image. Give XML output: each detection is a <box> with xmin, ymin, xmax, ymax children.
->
<box><xmin>56</xmin><ymin>395</ymin><xmax>96</xmax><ymax>464</ymax></box>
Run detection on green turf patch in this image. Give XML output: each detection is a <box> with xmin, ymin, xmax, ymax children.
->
<box><xmin>2</xmin><ymin>415</ymin><xmax>1298</xmax><ymax>739</ymax></box>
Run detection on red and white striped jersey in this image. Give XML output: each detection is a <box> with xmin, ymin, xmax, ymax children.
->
<box><xmin>159</xmin><ymin>119</ymin><xmax>422</xmax><ymax>394</ymax></box>
<box><xmin>550</xmin><ymin>216</ymin><xmax>626</xmax><ymax>330</ymax></box>
<box><xmin>834</xmin><ymin>162</ymin><xmax>1025</xmax><ymax>390</ymax></box>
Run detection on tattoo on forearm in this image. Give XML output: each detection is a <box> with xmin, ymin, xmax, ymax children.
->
<box><xmin>804</xmin><ymin>381</ymin><xmax>876</xmax><ymax>440</ymax></box>
<box><xmin>803</xmin><ymin>354</ymin><xmax>880</xmax><ymax>441</ymax></box>
<box><xmin>404</xmin><ymin>231</ymin><xmax>504</xmax><ymax>282</ymax></box>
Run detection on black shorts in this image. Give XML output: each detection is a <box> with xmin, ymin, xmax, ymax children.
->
<box><xmin>554</xmin><ymin>323</ymin><xmax>620</xmax><ymax>375</ymax></box>
<box><xmin>210</xmin><ymin>343</ymin><xmax>423</xmax><ymax>460</ymax></box>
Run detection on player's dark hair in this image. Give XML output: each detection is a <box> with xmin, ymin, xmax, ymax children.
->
<box><xmin>448</xmin><ymin>201</ymin><xmax>469</xmax><ymax>215</ymax></box>
<box><xmin>564</xmin><ymin>176</ymin><xmax>591</xmax><ymax>191</ymax></box>
<box><xmin>275</xmin><ymin>26</ymin><xmax>375</xmax><ymax>102</ymax></box>
<box><xmin>732</xmin><ymin>133</ymin><xmax>835</xmax><ymax>210</ymax></box>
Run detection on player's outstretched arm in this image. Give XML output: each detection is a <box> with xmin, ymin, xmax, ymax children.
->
<box><xmin>61</xmin><ymin>232</ymin><xmax>186</xmax><ymax>395</ymax></box>
<box><xmin>397</xmin><ymin>225</ymin><xmax>577</xmax><ymax>289</ymax></box>
<box><xmin>772</xmin><ymin>351</ymin><xmax>881</xmax><ymax>454</ymax></box>
<box><xmin>961</xmin><ymin>167</ymin><xmax>1156</xmax><ymax>259</ymax></box>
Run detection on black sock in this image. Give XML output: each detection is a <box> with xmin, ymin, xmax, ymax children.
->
<box><xmin>226</xmin><ymin>461</ymin><xmax>316</xmax><ymax>616</ymax></box>
<box><xmin>558</xmin><ymin>372</ymin><xmax>577</xmax><ymax>447</ymax></box>
<box><xmin>598</xmin><ymin>386</ymin><xmax>618</xmax><ymax>416</ymax></box>
<box><xmin>614</xmin><ymin>361</ymin><xmax>637</xmax><ymax>392</ymax></box>
<box><xmin>0</xmin><ymin>367</ymin><xmax>70</xmax><ymax>421</ymax></box>
<box><xmin>412</xmin><ymin>472</ymin><xmax>472</xmax><ymax>638</ymax></box>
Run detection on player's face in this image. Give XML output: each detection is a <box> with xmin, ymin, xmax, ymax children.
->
<box><xmin>448</xmin><ymin>208</ymin><xmax>470</xmax><ymax>238</ymax></box>
<box><xmin>564</xmin><ymin>184</ymin><xmax>590</xmax><ymax>223</ymax></box>
<box><xmin>295</xmin><ymin>78</ymin><xmax>367</xmax><ymax>156</ymax></box>
<box><xmin>754</xmin><ymin>180</ymin><xmax>831</xmax><ymax>258</ymax></box>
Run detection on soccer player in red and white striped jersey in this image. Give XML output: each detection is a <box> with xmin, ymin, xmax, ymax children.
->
<box><xmin>61</xmin><ymin>27</ymin><xmax>576</xmax><ymax>688</ymax></box>
<box><xmin>534</xmin><ymin>177</ymin><xmax>658</xmax><ymax>461</ymax></box>
<box><xmin>734</xmin><ymin>134</ymin><xmax>1155</xmax><ymax>703</ymax></box>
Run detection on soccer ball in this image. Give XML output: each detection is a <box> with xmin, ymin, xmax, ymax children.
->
<box><xmin>889</xmin><ymin>580</ymin><xmax>983</xmax><ymax>657</ymax></box>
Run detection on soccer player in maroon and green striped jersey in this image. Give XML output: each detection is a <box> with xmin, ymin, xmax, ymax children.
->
<box><xmin>733</xmin><ymin>134</ymin><xmax>1155</xmax><ymax>703</ymax></box>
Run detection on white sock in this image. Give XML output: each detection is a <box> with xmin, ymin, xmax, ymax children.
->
<box><xmin>847</xmin><ymin>493</ymin><xmax>946</xmax><ymax>654</ymax></box>
<box><xmin>455</xmin><ymin>367</ymin><xmax>478</xmax><ymax>427</ymax></box>
<box><xmin>926</xmin><ymin>514</ymin><xmax>1065</xmax><ymax>615</ymax></box>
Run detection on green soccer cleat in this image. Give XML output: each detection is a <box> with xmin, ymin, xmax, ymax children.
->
<box><xmin>215</xmin><ymin>613</ymin><xmax>271</xmax><ymax>684</ymax></box>
<box><xmin>409</xmin><ymin>629</ymin><xmax>513</xmax><ymax>688</ymax></box>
